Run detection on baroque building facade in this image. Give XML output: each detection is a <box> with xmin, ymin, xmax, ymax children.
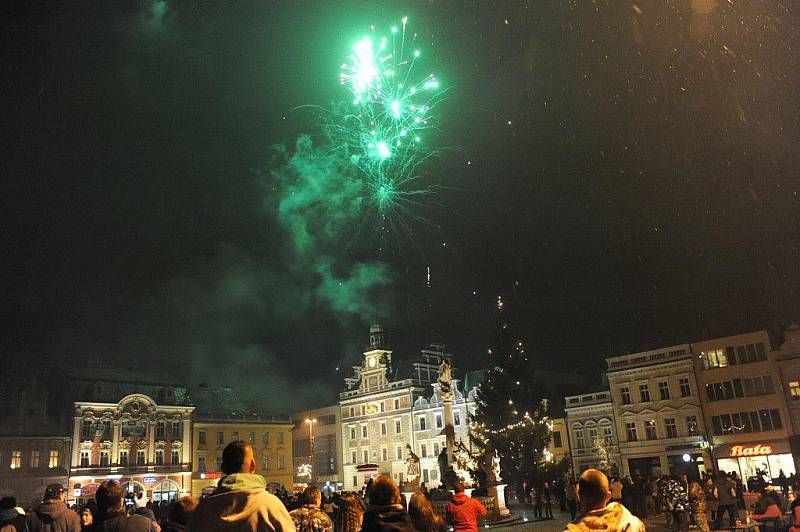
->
<box><xmin>338</xmin><ymin>325</ymin><xmax>477</xmax><ymax>491</ymax></box>
<box><xmin>69</xmin><ymin>391</ymin><xmax>194</xmax><ymax>505</ymax></box>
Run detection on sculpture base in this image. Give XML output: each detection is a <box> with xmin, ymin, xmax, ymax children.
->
<box><xmin>488</xmin><ymin>483</ymin><xmax>510</xmax><ymax>516</ymax></box>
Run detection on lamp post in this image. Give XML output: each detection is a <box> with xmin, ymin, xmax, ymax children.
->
<box><xmin>305</xmin><ymin>418</ymin><xmax>318</xmax><ymax>484</ymax></box>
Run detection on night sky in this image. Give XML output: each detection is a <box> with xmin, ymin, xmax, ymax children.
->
<box><xmin>3</xmin><ymin>1</ymin><xmax>799</xmax><ymax>413</ymax></box>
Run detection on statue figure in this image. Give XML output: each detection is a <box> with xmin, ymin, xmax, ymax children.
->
<box><xmin>438</xmin><ymin>359</ymin><xmax>452</xmax><ymax>393</ymax></box>
<box><xmin>437</xmin><ymin>447</ymin><xmax>449</xmax><ymax>485</ymax></box>
<box><xmin>483</xmin><ymin>445</ymin><xmax>502</xmax><ymax>484</ymax></box>
<box><xmin>405</xmin><ymin>444</ymin><xmax>421</xmax><ymax>480</ymax></box>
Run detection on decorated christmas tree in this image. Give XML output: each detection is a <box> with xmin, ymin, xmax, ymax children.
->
<box><xmin>470</xmin><ymin>296</ymin><xmax>552</xmax><ymax>486</ymax></box>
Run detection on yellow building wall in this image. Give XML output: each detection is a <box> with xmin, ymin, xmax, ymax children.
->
<box><xmin>191</xmin><ymin>420</ymin><xmax>293</xmax><ymax>497</ymax></box>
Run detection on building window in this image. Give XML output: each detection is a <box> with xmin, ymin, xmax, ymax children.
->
<box><xmin>644</xmin><ymin>420</ymin><xmax>657</xmax><ymax>440</ymax></box>
<box><xmin>171</xmin><ymin>449</ymin><xmax>180</xmax><ymax>464</ymax></box>
<box><xmin>362</xmin><ymin>450</ymin><xmax>369</xmax><ymax>463</ymax></box>
<box><xmin>435</xmin><ymin>414</ymin><xmax>443</xmax><ymax>429</ymax></box>
<box><xmin>198</xmin><ymin>456</ymin><xmax>206</xmax><ymax>472</ymax></box>
<box><xmin>82</xmin><ymin>420</ymin><xmax>92</xmax><ymax>440</ymax></box>
<box><xmin>349</xmin><ymin>407</ymin><xmax>355</xmax><ymax>417</ymax></box>
<box><xmin>396</xmin><ymin>446</ymin><xmax>403</xmax><ymax>460</ymax></box>
<box><xmin>686</xmin><ymin>416</ymin><xmax>698</xmax><ymax>435</ymax></box>
<box><xmin>198</xmin><ymin>431</ymin><xmax>207</xmax><ymax>446</ymax></box>
<box><xmin>10</xmin><ymin>451</ymin><xmax>22</xmax><ymax>470</ymax></box>
<box><xmin>625</xmin><ymin>422</ymin><xmax>637</xmax><ymax>442</ymax></box>
<box><xmin>395</xmin><ymin>419</ymin><xmax>402</xmax><ymax>433</ymax></box>
<box><xmin>361</xmin><ymin>405</ymin><xmax>366</xmax><ymax>416</ymax></box>
<box><xmin>361</xmin><ymin>425</ymin><xmax>368</xmax><ymax>438</ymax></box>
<box><xmin>454</xmin><ymin>411</ymin><xmax>461</xmax><ymax>425</ymax></box>
<box><xmin>100</xmin><ymin>451</ymin><xmax>109</xmax><ymax>466</ymax></box>
<box><xmin>639</xmin><ymin>384</ymin><xmax>651</xmax><ymax>403</ymax></box>
<box><xmin>278</xmin><ymin>432</ymin><xmax>284</xmax><ymax>445</ymax></box>
<box><xmin>381</xmin><ymin>447</ymin><xmax>388</xmax><ymax>461</ymax></box>
<box><xmin>49</xmin><ymin>450</ymin><xmax>59</xmax><ymax>469</ymax></box>
<box><xmin>156</xmin><ymin>421</ymin><xmax>166</xmax><ymax>440</ymax></box>
<box><xmin>262</xmin><ymin>432</ymin><xmax>270</xmax><ymax>445</ymax></box>
<box><xmin>350</xmin><ymin>426</ymin><xmax>356</xmax><ymax>440</ymax></box>
<box><xmin>351</xmin><ymin>451</ymin><xmax>357</xmax><ymax>464</ymax></box>
<box><xmin>155</xmin><ymin>450</ymin><xmax>164</xmax><ymax>465</ymax></box>
<box><xmin>679</xmin><ymin>378</ymin><xmax>691</xmax><ymax>397</ymax></box>
<box><xmin>602</xmin><ymin>426</ymin><xmax>613</xmax><ymax>444</ymax></box>
<box><xmin>353</xmin><ymin>476</ymin><xmax>358</xmax><ymax>487</ymax></box>
<box><xmin>658</xmin><ymin>381</ymin><xmax>671</xmax><ymax>400</ymax></box>
<box><xmin>247</xmin><ymin>432</ymin><xmax>255</xmax><ymax>444</ymax></box>
<box><xmin>216</xmin><ymin>456</ymin><xmax>222</xmax><ymax>471</ymax></box>
<box><xmin>263</xmin><ymin>455</ymin><xmax>269</xmax><ymax>470</ymax></box>
<box><xmin>421</xmin><ymin>444</ymin><xmax>427</xmax><ymax>458</ymax></box>
<box><xmin>119</xmin><ymin>451</ymin><xmax>128</xmax><ymax>466</ymax></box>
<box><xmin>790</xmin><ymin>381</ymin><xmax>800</xmax><ymax>399</ymax></box>
<box><xmin>703</xmin><ymin>348</ymin><xmax>728</xmax><ymax>369</ymax></box>
<box><xmin>588</xmin><ymin>428</ymin><xmax>598</xmax><ymax>444</ymax></box>
<box><xmin>433</xmin><ymin>442</ymin><xmax>440</xmax><ymax>456</ymax></box>
<box><xmin>80</xmin><ymin>451</ymin><xmax>89</xmax><ymax>468</ymax></box>
<box><xmin>394</xmin><ymin>399</ymin><xmax>400</xmax><ymax>410</ymax></box>
<box><xmin>380</xmin><ymin>402</ymin><xmax>385</xmax><ymax>413</ymax></box>
<box><xmin>231</xmin><ymin>431</ymin><xmax>239</xmax><ymax>442</ymax></box>
<box><xmin>552</xmin><ymin>431</ymin><xmax>562</xmax><ymax>448</ymax></box>
<box><xmin>101</xmin><ymin>421</ymin><xmax>112</xmax><ymax>440</ymax></box>
<box><xmin>137</xmin><ymin>450</ymin><xmax>146</xmax><ymax>465</ymax></box>
<box><xmin>418</xmin><ymin>416</ymin><xmax>426</xmax><ymax>431</ymax></box>
<box><xmin>172</xmin><ymin>421</ymin><xmax>181</xmax><ymax>439</ymax></box>
<box><xmin>216</xmin><ymin>432</ymin><xmax>224</xmax><ymax>445</ymax></box>
<box><xmin>423</xmin><ymin>469</ymin><xmax>429</xmax><ymax>483</ymax></box>
<box><xmin>30</xmin><ymin>450</ymin><xmax>39</xmax><ymax>468</ymax></box>
<box><xmin>665</xmin><ymin>418</ymin><xmax>677</xmax><ymax>438</ymax></box>
<box><xmin>380</xmin><ymin>422</ymin><xmax>387</xmax><ymax>435</ymax></box>
<box><xmin>620</xmin><ymin>387</ymin><xmax>632</xmax><ymax>405</ymax></box>
<box><xmin>575</xmin><ymin>429</ymin><xmax>585</xmax><ymax>449</ymax></box>
<box><xmin>277</xmin><ymin>455</ymin><xmax>285</xmax><ymax>469</ymax></box>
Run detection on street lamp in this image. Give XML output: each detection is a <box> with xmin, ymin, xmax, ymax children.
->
<box><xmin>305</xmin><ymin>418</ymin><xmax>318</xmax><ymax>484</ymax></box>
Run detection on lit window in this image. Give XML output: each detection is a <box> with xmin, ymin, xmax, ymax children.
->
<box><xmin>704</xmin><ymin>349</ymin><xmax>728</xmax><ymax>369</ymax></box>
<box><xmin>216</xmin><ymin>432</ymin><xmax>224</xmax><ymax>445</ymax></box>
<box><xmin>30</xmin><ymin>450</ymin><xmax>40</xmax><ymax>468</ymax></box>
<box><xmin>49</xmin><ymin>450</ymin><xmax>59</xmax><ymax>469</ymax></box>
<box><xmin>790</xmin><ymin>381</ymin><xmax>800</xmax><ymax>399</ymax></box>
<box><xmin>686</xmin><ymin>416</ymin><xmax>698</xmax><ymax>434</ymax></box>
<box><xmin>247</xmin><ymin>432</ymin><xmax>255</xmax><ymax>444</ymax></box>
<box><xmin>263</xmin><ymin>454</ymin><xmax>269</xmax><ymax>470</ymax></box>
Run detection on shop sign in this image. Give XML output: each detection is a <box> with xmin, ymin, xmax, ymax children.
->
<box><xmin>729</xmin><ymin>445</ymin><xmax>772</xmax><ymax>457</ymax></box>
<box><xmin>81</xmin><ymin>484</ymin><xmax>99</xmax><ymax>498</ymax></box>
<box><xmin>143</xmin><ymin>476</ymin><xmax>158</xmax><ymax>484</ymax></box>
<box><xmin>199</xmin><ymin>472</ymin><xmax>222</xmax><ymax>480</ymax></box>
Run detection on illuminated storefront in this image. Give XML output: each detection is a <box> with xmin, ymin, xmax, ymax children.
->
<box><xmin>713</xmin><ymin>441</ymin><xmax>796</xmax><ymax>483</ymax></box>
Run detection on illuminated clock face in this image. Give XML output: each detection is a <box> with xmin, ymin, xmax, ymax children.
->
<box><xmin>368</xmin><ymin>357</ymin><xmax>376</xmax><ymax>367</ymax></box>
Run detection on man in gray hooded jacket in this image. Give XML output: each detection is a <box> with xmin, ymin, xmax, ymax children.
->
<box><xmin>27</xmin><ymin>483</ymin><xmax>81</xmax><ymax>532</ymax></box>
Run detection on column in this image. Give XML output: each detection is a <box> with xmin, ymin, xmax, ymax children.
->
<box><xmin>72</xmin><ymin>415</ymin><xmax>82</xmax><ymax>468</ymax></box>
<box><xmin>182</xmin><ymin>414</ymin><xmax>192</xmax><ymax>465</ymax></box>
<box><xmin>147</xmin><ymin>421</ymin><xmax>156</xmax><ymax>463</ymax></box>
<box><xmin>112</xmin><ymin>421</ymin><xmax>121</xmax><ymax>463</ymax></box>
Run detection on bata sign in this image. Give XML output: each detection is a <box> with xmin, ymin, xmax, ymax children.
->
<box><xmin>729</xmin><ymin>445</ymin><xmax>772</xmax><ymax>457</ymax></box>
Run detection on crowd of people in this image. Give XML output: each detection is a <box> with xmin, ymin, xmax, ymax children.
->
<box><xmin>0</xmin><ymin>441</ymin><xmax>489</xmax><ymax>532</ymax></box>
<box><xmin>1</xmin><ymin>441</ymin><xmax>798</xmax><ymax>532</ymax></box>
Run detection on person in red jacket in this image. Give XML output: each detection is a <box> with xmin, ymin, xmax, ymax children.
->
<box><xmin>446</xmin><ymin>483</ymin><xmax>488</xmax><ymax>532</ymax></box>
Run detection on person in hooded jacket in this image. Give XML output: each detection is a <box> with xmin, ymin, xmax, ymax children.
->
<box><xmin>188</xmin><ymin>441</ymin><xmax>295</xmax><ymax>532</ymax></box>
<box><xmin>0</xmin><ymin>496</ymin><xmax>27</xmax><ymax>532</ymax></box>
<box><xmin>445</xmin><ymin>482</ymin><xmax>487</xmax><ymax>532</ymax></box>
<box><xmin>26</xmin><ymin>484</ymin><xmax>81</xmax><ymax>532</ymax></box>
<box><xmin>564</xmin><ymin>469</ymin><xmax>644</xmax><ymax>532</ymax></box>
<box><xmin>361</xmin><ymin>475</ymin><xmax>414</xmax><ymax>532</ymax></box>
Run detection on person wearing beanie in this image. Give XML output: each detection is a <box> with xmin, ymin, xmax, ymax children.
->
<box><xmin>0</xmin><ymin>496</ymin><xmax>27</xmax><ymax>531</ymax></box>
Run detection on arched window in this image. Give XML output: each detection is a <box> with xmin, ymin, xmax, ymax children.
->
<box><xmin>152</xmin><ymin>479</ymin><xmax>180</xmax><ymax>503</ymax></box>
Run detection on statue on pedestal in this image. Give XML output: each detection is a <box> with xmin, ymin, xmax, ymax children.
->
<box><xmin>437</xmin><ymin>359</ymin><xmax>452</xmax><ymax>396</ymax></box>
<box><xmin>483</xmin><ymin>446</ymin><xmax>502</xmax><ymax>485</ymax></box>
